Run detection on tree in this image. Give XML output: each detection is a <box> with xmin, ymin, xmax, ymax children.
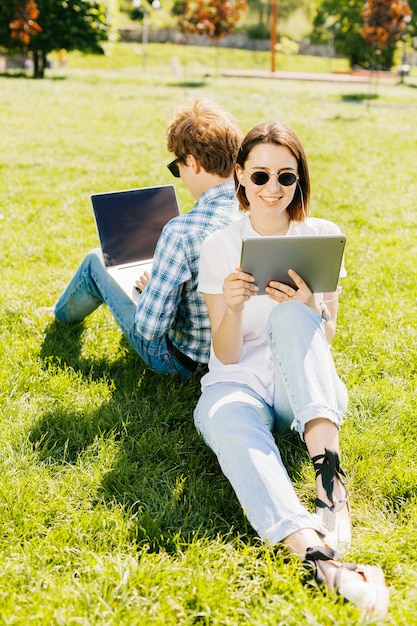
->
<box><xmin>172</xmin><ymin>0</ymin><xmax>247</xmax><ymax>41</ymax></box>
<box><xmin>360</xmin><ymin>0</ymin><xmax>412</xmax><ymax>64</ymax></box>
<box><xmin>311</xmin><ymin>0</ymin><xmax>374</xmax><ymax>68</ymax></box>
<box><xmin>0</xmin><ymin>0</ymin><xmax>115</xmax><ymax>78</ymax></box>
<box><xmin>310</xmin><ymin>0</ymin><xmax>413</xmax><ymax>69</ymax></box>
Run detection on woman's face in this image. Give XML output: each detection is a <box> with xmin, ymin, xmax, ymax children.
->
<box><xmin>237</xmin><ymin>143</ymin><xmax>298</xmax><ymax>220</ymax></box>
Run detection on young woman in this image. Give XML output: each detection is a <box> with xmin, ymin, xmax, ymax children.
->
<box><xmin>194</xmin><ymin>121</ymin><xmax>389</xmax><ymax>618</ymax></box>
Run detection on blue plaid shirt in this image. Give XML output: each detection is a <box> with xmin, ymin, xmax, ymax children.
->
<box><xmin>134</xmin><ymin>181</ymin><xmax>240</xmax><ymax>364</ymax></box>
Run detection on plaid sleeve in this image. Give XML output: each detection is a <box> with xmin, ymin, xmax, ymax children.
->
<box><xmin>134</xmin><ymin>222</ymin><xmax>190</xmax><ymax>340</ymax></box>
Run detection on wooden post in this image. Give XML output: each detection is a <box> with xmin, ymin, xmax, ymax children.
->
<box><xmin>270</xmin><ymin>0</ymin><xmax>278</xmax><ymax>73</ymax></box>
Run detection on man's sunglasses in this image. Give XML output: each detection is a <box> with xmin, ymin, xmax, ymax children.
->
<box><xmin>167</xmin><ymin>157</ymin><xmax>182</xmax><ymax>178</ymax></box>
<box><xmin>248</xmin><ymin>171</ymin><xmax>298</xmax><ymax>187</ymax></box>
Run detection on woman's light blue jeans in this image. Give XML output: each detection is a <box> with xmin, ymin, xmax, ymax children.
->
<box><xmin>194</xmin><ymin>300</ymin><xmax>348</xmax><ymax>544</ymax></box>
<box><xmin>54</xmin><ymin>248</ymin><xmax>193</xmax><ymax>377</ymax></box>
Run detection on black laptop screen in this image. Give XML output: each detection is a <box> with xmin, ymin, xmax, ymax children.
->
<box><xmin>91</xmin><ymin>185</ymin><xmax>179</xmax><ymax>268</ymax></box>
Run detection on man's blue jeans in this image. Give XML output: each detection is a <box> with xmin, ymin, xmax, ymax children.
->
<box><xmin>54</xmin><ymin>248</ymin><xmax>194</xmax><ymax>377</ymax></box>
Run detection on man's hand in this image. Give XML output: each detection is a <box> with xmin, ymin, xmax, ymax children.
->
<box><xmin>135</xmin><ymin>270</ymin><xmax>150</xmax><ymax>293</ymax></box>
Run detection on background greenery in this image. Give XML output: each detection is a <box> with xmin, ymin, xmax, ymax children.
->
<box><xmin>118</xmin><ymin>0</ymin><xmax>417</xmax><ymax>70</ymax></box>
<box><xmin>117</xmin><ymin>0</ymin><xmax>313</xmax><ymax>36</ymax></box>
<box><xmin>1</xmin><ymin>43</ymin><xmax>417</xmax><ymax>624</ymax></box>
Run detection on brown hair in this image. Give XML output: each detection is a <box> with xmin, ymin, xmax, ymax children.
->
<box><xmin>235</xmin><ymin>121</ymin><xmax>310</xmax><ymax>221</ymax></box>
<box><xmin>166</xmin><ymin>98</ymin><xmax>243</xmax><ymax>178</ymax></box>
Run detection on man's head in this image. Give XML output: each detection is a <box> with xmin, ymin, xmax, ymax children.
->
<box><xmin>166</xmin><ymin>98</ymin><xmax>242</xmax><ymax>181</ymax></box>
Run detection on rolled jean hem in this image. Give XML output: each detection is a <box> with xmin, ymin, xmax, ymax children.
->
<box><xmin>291</xmin><ymin>406</ymin><xmax>344</xmax><ymax>438</ymax></box>
<box><xmin>259</xmin><ymin>515</ymin><xmax>326</xmax><ymax>545</ymax></box>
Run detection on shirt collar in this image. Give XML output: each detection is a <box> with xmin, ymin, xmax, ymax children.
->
<box><xmin>194</xmin><ymin>180</ymin><xmax>235</xmax><ymax>209</ymax></box>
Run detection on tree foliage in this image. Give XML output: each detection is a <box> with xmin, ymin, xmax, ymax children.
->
<box><xmin>0</xmin><ymin>0</ymin><xmax>115</xmax><ymax>78</ymax></box>
<box><xmin>172</xmin><ymin>0</ymin><xmax>247</xmax><ymax>41</ymax></box>
<box><xmin>360</xmin><ymin>0</ymin><xmax>412</xmax><ymax>50</ymax></box>
<box><xmin>310</xmin><ymin>0</ymin><xmax>370</xmax><ymax>67</ymax></box>
<box><xmin>0</xmin><ymin>1</ymin><xmax>20</xmax><ymax>52</ymax></box>
<box><xmin>245</xmin><ymin>0</ymin><xmax>311</xmax><ymax>27</ymax></box>
<box><xmin>406</xmin><ymin>0</ymin><xmax>417</xmax><ymax>37</ymax></box>
<box><xmin>31</xmin><ymin>0</ymin><xmax>113</xmax><ymax>54</ymax></box>
<box><xmin>10</xmin><ymin>0</ymin><xmax>42</xmax><ymax>46</ymax></box>
<box><xmin>311</xmin><ymin>0</ymin><xmax>414</xmax><ymax>69</ymax></box>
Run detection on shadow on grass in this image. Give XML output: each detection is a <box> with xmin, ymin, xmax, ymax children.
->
<box><xmin>34</xmin><ymin>319</ymin><xmax>149</xmax><ymax>458</ymax></box>
<box><xmin>168</xmin><ymin>80</ymin><xmax>208</xmax><ymax>88</ymax></box>
<box><xmin>0</xmin><ymin>71</ymin><xmax>66</xmax><ymax>80</ymax></box>
<box><xmin>37</xmin><ymin>318</ymin><xmax>136</xmax><ymax>381</ymax></box>
<box><xmin>33</xmin><ymin>320</ymin><xmax>247</xmax><ymax>549</ymax></box>
<box><xmin>341</xmin><ymin>93</ymin><xmax>379</xmax><ymax>103</ymax></box>
<box><xmin>0</xmin><ymin>71</ymin><xmax>27</xmax><ymax>79</ymax></box>
<box><xmin>33</xmin><ymin>319</ymin><xmax>310</xmax><ymax>553</ymax></box>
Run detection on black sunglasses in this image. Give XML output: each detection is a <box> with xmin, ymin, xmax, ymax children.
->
<box><xmin>248</xmin><ymin>170</ymin><xmax>298</xmax><ymax>187</ymax></box>
<box><xmin>167</xmin><ymin>157</ymin><xmax>182</xmax><ymax>178</ymax></box>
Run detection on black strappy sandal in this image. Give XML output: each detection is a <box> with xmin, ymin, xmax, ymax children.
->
<box><xmin>304</xmin><ymin>546</ymin><xmax>390</xmax><ymax>620</ymax></box>
<box><xmin>312</xmin><ymin>448</ymin><xmax>351</xmax><ymax>552</ymax></box>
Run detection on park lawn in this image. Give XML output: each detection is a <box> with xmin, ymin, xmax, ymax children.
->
<box><xmin>1</xmin><ymin>43</ymin><xmax>417</xmax><ymax>624</ymax></box>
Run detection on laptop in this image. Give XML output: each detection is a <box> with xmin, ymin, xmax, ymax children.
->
<box><xmin>240</xmin><ymin>234</ymin><xmax>346</xmax><ymax>295</ymax></box>
<box><xmin>91</xmin><ymin>184</ymin><xmax>180</xmax><ymax>302</ymax></box>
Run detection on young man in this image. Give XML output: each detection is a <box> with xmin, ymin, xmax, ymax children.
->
<box><xmin>42</xmin><ymin>99</ymin><xmax>242</xmax><ymax>377</ymax></box>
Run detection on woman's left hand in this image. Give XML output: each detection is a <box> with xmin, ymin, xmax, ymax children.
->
<box><xmin>265</xmin><ymin>268</ymin><xmax>320</xmax><ymax>314</ymax></box>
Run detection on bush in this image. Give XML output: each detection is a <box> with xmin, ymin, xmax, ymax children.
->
<box><xmin>247</xmin><ymin>23</ymin><xmax>270</xmax><ymax>40</ymax></box>
<box><xmin>275</xmin><ymin>36</ymin><xmax>299</xmax><ymax>55</ymax></box>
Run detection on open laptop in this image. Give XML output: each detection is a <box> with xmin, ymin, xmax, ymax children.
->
<box><xmin>240</xmin><ymin>234</ymin><xmax>346</xmax><ymax>295</ymax></box>
<box><xmin>91</xmin><ymin>184</ymin><xmax>180</xmax><ymax>302</ymax></box>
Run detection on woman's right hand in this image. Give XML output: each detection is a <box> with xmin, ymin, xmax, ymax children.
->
<box><xmin>222</xmin><ymin>268</ymin><xmax>259</xmax><ymax>312</ymax></box>
<box><xmin>206</xmin><ymin>269</ymin><xmax>257</xmax><ymax>364</ymax></box>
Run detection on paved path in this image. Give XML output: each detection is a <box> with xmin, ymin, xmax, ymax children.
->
<box><xmin>221</xmin><ymin>69</ymin><xmax>397</xmax><ymax>84</ymax></box>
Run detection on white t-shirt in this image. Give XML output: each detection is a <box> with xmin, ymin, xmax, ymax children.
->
<box><xmin>198</xmin><ymin>214</ymin><xmax>346</xmax><ymax>404</ymax></box>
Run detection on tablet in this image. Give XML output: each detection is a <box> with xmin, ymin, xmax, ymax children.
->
<box><xmin>240</xmin><ymin>234</ymin><xmax>346</xmax><ymax>295</ymax></box>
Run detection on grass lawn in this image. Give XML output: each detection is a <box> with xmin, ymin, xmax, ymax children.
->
<box><xmin>1</xmin><ymin>42</ymin><xmax>417</xmax><ymax>624</ymax></box>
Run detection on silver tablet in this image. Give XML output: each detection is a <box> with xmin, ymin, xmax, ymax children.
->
<box><xmin>240</xmin><ymin>234</ymin><xmax>346</xmax><ymax>294</ymax></box>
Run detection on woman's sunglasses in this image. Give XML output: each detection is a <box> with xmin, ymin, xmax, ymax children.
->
<box><xmin>167</xmin><ymin>157</ymin><xmax>182</xmax><ymax>178</ymax></box>
<box><xmin>248</xmin><ymin>171</ymin><xmax>298</xmax><ymax>187</ymax></box>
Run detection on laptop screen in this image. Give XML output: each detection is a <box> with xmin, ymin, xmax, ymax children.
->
<box><xmin>91</xmin><ymin>185</ymin><xmax>179</xmax><ymax>268</ymax></box>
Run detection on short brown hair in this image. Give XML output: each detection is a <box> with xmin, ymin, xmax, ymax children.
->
<box><xmin>166</xmin><ymin>98</ymin><xmax>242</xmax><ymax>178</ymax></box>
<box><xmin>235</xmin><ymin>121</ymin><xmax>310</xmax><ymax>221</ymax></box>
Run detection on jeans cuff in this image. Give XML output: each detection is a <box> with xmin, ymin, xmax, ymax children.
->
<box><xmin>259</xmin><ymin>513</ymin><xmax>326</xmax><ymax>545</ymax></box>
<box><xmin>291</xmin><ymin>405</ymin><xmax>344</xmax><ymax>439</ymax></box>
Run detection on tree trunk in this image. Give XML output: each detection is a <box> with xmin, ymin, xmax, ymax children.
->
<box><xmin>33</xmin><ymin>50</ymin><xmax>45</xmax><ymax>78</ymax></box>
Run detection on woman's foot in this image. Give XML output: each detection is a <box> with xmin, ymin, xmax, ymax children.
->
<box><xmin>305</xmin><ymin>545</ymin><xmax>390</xmax><ymax>621</ymax></box>
<box><xmin>312</xmin><ymin>448</ymin><xmax>351</xmax><ymax>552</ymax></box>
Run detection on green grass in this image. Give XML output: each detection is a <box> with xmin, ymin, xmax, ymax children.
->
<box><xmin>59</xmin><ymin>40</ymin><xmax>352</xmax><ymax>74</ymax></box>
<box><xmin>1</xmin><ymin>42</ymin><xmax>417</xmax><ymax>624</ymax></box>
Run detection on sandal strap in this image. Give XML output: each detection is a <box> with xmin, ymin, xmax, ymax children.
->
<box><xmin>304</xmin><ymin>546</ymin><xmax>339</xmax><ymax>583</ymax></box>
<box><xmin>311</xmin><ymin>448</ymin><xmax>347</xmax><ymax>505</ymax></box>
<box><xmin>305</xmin><ymin>547</ymin><xmax>390</xmax><ymax>619</ymax></box>
<box><xmin>315</xmin><ymin>496</ymin><xmax>348</xmax><ymax>513</ymax></box>
<box><xmin>304</xmin><ymin>545</ymin><xmax>356</xmax><ymax>586</ymax></box>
